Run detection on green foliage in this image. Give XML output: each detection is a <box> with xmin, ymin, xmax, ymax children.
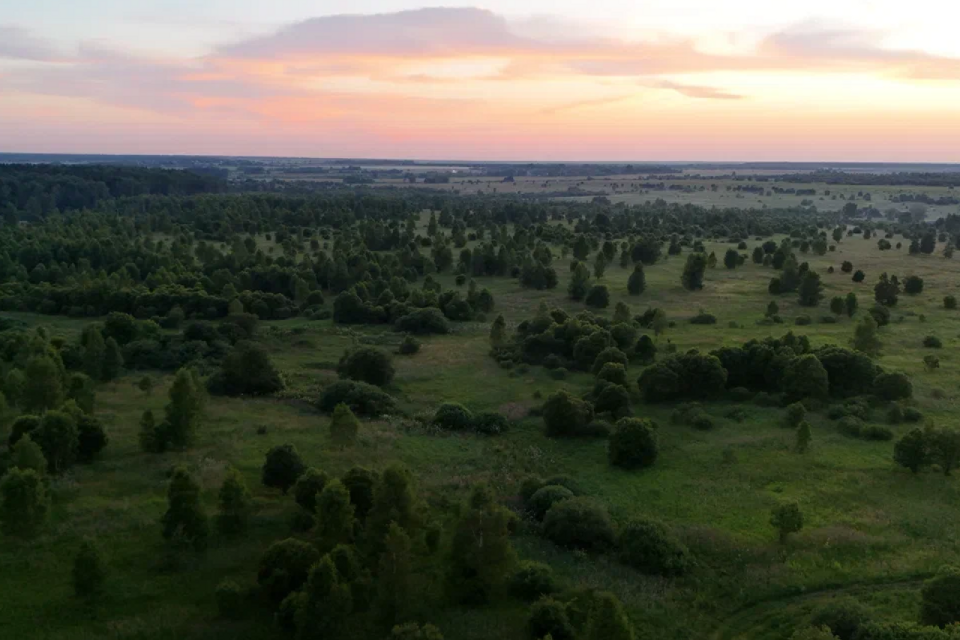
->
<box><xmin>583</xmin><ymin>591</ymin><xmax>636</xmax><ymax>640</ymax></box>
<box><xmin>376</xmin><ymin>523</ymin><xmax>416</xmax><ymax>627</ymax></box>
<box><xmin>160</xmin><ymin>466</ymin><xmax>208</xmax><ymax>551</ymax></box>
<box><xmin>398</xmin><ymin>334</ymin><xmax>421</xmax><ymax>355</ymax></box>
<box><xmin>490</xmin><ymin>315</ymin><xmax>507</xmax><ymax>347</ymax></box>
<box><xmin>262</xmin><ymin>444</ymin><xmax>307</xmax><ymax>494</ymax></box>
<box><xmin>433</xmin><ymin>402</ymin><xmax>475</xmax><ymax>431</ymax></box>
<box><xmin>34</xmin><ymin>410</ymin><xmax>78</xmax><ymax>473</ymax></box>
<box><xmin>627</xmin><ymin>264</ymin><xmax>646</xmax><ymax>296</ymax></box>
<box><xmin>597</xmin><ymin>362</ymin><xmax>627</xmax><ymax>387</ymax></box>
<box><xmin>796</xmin><ymin>421</ymin><xmax>812</xmax><ymax>453</ymax></box>
<box><xmin>216</xmin><ymin>465</ymin><xmax>252</xmax><ymax>536</ymax></box>
<box><xmin>72</xmin><ymin>539</ymin><xmax>106</xmax><ymax>601</ymax></box>
<box><xmin>785</xmin><ymin>402</ymin><xmax>807</xmax><ymax>428</ymax></box>
<box><xmin>160</xmin><ymin>368</ymin><xmax>206</xmax><ymax>450</ymax></box>
<box><xmin>782</xmin><ymin>354</ymin><xmax>830</xmax><ymax>400</ymax></box>
<box><xmin>529</xmin><ymin>597</ymin><xmax>576</xmax><ymax>640</ymax></box>
<box><xmin>618</xmin><ymin>518</ymin><xmax>689</xmax><ymax>576</ymax></box>
<box><xmin>22</xmin><ymin>355</ymin><xmax>64</xmax><ymax>413</ymax></box>
<box><xmin>215</xmin><ymin>580</ymin><xmax>245</xmax><ymax>619</ymax></box>
<box><xmin>210</xmin><ymin>341</ymin><xmax>284</xmax><ymax>396</ymax></box>
<box><xmin>315</xmin><ymin>480</ymin><xmax>355</xmax><ymax>550</ymax></box>
<box><xmin>295</xmin><ymin>555</ymin><xmax>353</xmax><ymax>639</ymax></box>
<box><xmin>510</xmin><ymin>561</ymin><xmax>559</xmax><ymax>601</ymax></box>
<box><xmin>894</xmin><ymin>429</ymin><xmax>929</xmax><ymax>473</ymax></box>
<box><xmin>337</xmin><ymin>346</ymin><xmax>395</xmax><ymax>387</ymax></box>
<box><xmin>874</xmin><ymin>372</ymin><xmax>912</xmax><ymax>400</ymax></box>
<box><xmin>367</xmin><ymin>465</ymin><xmax>419</xmax><ymax>555</ymax></box>
<box><xmin>637</xmin><ymin>352</ymin><xmax>727</xmax><ymax>402</ymax></box>
<box><xmin>529</xmin><ymin>485</ymin><xmax>575</xmax><ymax>521</ymax></box>
<box><xmin>391</xmin><ymin>623</ymin><xmax>444</xmax><ymax>640</ymax></box>
<box><xmin>330</xmin><ymin>402</ymin><xmax>360</xmax><ymax>447</ymax></box>
<box><xmin>852</xmin><ymin>315</ymin><xmax>882</xmax><ymax>356</ymax></box>
<box><xmin>585</xmin><ymin>284</ymin><xmax>610</xmax><ymax>309</ymax></box>
<box><xmin>591</xmin><ymin>347</ymin><xmax>628</xmax><ymax>375</ymax></box>
<box><xmin>770</xmin><ymin>501</ymin><xmax>804</xmax><ymax>542</ymax></box>
<box><xmin>608</xmin><ymin>417</ymin><xmax>659</xmax><ymax>470</ymax></box>
<box><xmin>447</xmin><ymin>484</ymin><xmax>517</xmax><ymax>604</ymax></box>
<box><xmin>810</xmin><ymin>597</ymin><xmax>872</xmax><ymax>640</ymax></box>
<box><xmin>542</xmin><ymin>390</ymin><xmax>595</xmax><ymax>438</ymax></box>
<box><xmin>681</xmin><ymin>253</ymin><xmax>707</xmax><ymax>291</ymax></box>
<box><xmin>0</xmin><ymin>468</ymin><xmax>48</xmax><ymax>538</ymax></box>
<box><xmin>920</xmin><ymin>569</ymin><xmax>960</xmax><ymax>627</ymax></box>
<box><xmin>257</xmin><ymin>538</ymin><xmax>320</xmax><ymax>604</ymax></box>
<box><xmin>341</xmin><ymin>467</ymin><xmax>377</xmax><ymax>520</ymax></box>
<box><xmin>12</xmin><ymin>434</ymin><xmax>46</xmax><ymax>475</ymax></box>
<box><xmin>102</xmin><ymin>337</ymin><xmax>124</xmax><ymax>381</ymax></box>
<box><xmin>318</xmin><ymin>380</ymin><xmax>397</xmax><ymax>416</ymax></box>
<box><xmin>542</xmin><ymin>498</ymin><xmax>616</xmax><ymax>551</ymax></box>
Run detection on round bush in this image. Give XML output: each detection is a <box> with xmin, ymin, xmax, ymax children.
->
<box><xmin>528</xmin><ymin>485</ymin><xmax>575</xmax><ymax>520</ymax></box>
<box><xmin>317</xmin><ymin>380</ymin><xmax>396</xmax><ymax>416</ymax></box>
<box><xmin>608</xmin><ymin>418</ymin><xmax>659</xmax><ymax>469</ymax></box>
<box><xmin>542</xmin><ymin>475</ymin><xmax>584</xmax><ymax>496</ymax></box>
<box><xmin>398</xmin><ymin>335</ymin><xmax>421</xmax><ymax>355</ymax></box>
<box><xmin>838</xmin><ymin>416</ymin><xmax>863</xmax><ymax>437</ymax></box>
<box><xmin>861</xmin><ymin>425</ymin><xmax>894</xmax><ymax>441</ymax></box>
<box><xmin>944</xmin><ymin>296</ymin><xmax>957</xmax><ymax>310</ymax></box>
<box><xmin>689</xmin><ymin>411</ymin><xmax>715</xmax><ymax>431</ymax></box>
<box><xmin>873</xmin><ymin>372</ymin><xmax>913</xmax><ymax>401</ymax></box>
<box><xmin>591</xmin><ymin>347</ymin><xmax>628</xmax><ymax>376</ymax></box>
<box><xmin>529</xmin><ymin>597</ymin><xmax>576</xmax><ymax>640</ymax></box>
<box><xmin>473</xmin><ymin>411</ymin><xmax>509</xmax><ymax>436</ymax></box>
<box><xmin>542</xmin><ymin>498</ymin><xmax>616</xmax><ymax>551</ymax></box>
<box><xmin>510</xmin><ymin>561</ymin><xmax>558</xmax><ymax>601</ymax></box>
<box><xmin>810</xmin><ymin>597</ymin><xmax>871</xmax><ymax>640</ymax></box>
<box><xmin>619</xmin><ymin>518</ymin><xmax>690</xmax><ymax>576</ymax></box>
<box><xmin>903</xmin><ymin>407</ymin><xmax>924</xmax><ymax>423</ymax></box>
<box><xmin>519</xmin><ymin>475</ymin><xmax>546</xmax><ymax>504</ymax></box>
<box><xmin>433</xmin><ymin>403</ymin><xmax>474</xmax><ymax>431</ymax></box>
<box><xmin>337</xmin><ymin>347</ymin><xmax>395</xmax><ymax>387</ymax></box>
<box><xmin>550</xmin><ymin>367</ymin><xmax>568</xmax><ymax>380</ymax></box>
<box><xmin>257</xmin><ymin>538</ymin><xmax>320</xmax><ymax>603</ymax></box>
<box><xmin>394</xmin><ymin>308</ymin><xmax>450</xmax><ymax>335</ymax></box>
<box><xmin>215</xmin><ymin>580</ymin><xmax>245</xmax><ymax>619</ymax></box>
<box><xmin>923</xmin><ymin>336</ymin><xmax>943</xmax><ymax>349</ymax></box>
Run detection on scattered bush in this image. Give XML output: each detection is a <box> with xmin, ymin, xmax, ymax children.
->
<box><xmin>542</xmin><ymin>391</ymin><xmax>596</xmax><ymax>438</ymax></box>
<box><xmin>542</xmin><ymin>498</ymin><xmax>616</xmax><ymax>551</ymax></box>
<box><xmin>398</xmin><ymin>335</ymin><xmax>421</xmax><ymax>355</ymax></box>
<box><xmin>923</xmin><ymin>336</ymin><xmax>943</xmax><ymax>349</ymax></box>
<box><xmin>317</xmin><ymin>380</ymin><xmax>396</xmax><ymax>416</ymax></box>
<box><xmin>433</xmin><ymin>403</ymin><xmax>474</xmax><ymax>431</ymax></box>
<box><xmin>337</xmin><ymin>347</ymin><xmax>395</xmax><ymax>387</ymax></box>
<box><xmin>510</xmin><ymin>561</ymin><xmax>559</xmax><ymax>601</ymax></box>
<box><xmin>528</xmin><ymin>485</ymin><xmax>575</xmax><ymax>521</ymax></box>
<box><xmin>608</xmin><ymin>418</ymin><xmax>659</xmax><ymax>469</ymax></box>
<box><xmin>529</xmin><ymin>597</ymin><xmax>576</xmax><ymax>640</ymax></box>
<box><xmin>618</xmin><ymin>518</ymin><xmax>690</xmax><ymax>576</ymax></box>
<box><xmin>810</xmin><ymin>597</ymin><xmax>872</xmax><ymax>640</ymax></box>
<box><xmin>394</xmin><ymin>308</ymin><xmax>450</xmax><ymax>335</ymax></box>
<box><xmin>473</xmin><ymin>412</ymin><xmax>509</xmax><ymax>435</ymax></box>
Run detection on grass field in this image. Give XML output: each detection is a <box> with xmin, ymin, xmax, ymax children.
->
<box><xmin>2</xmin><ymin>227</ymin><xmax>959</xmax><ymax>640</ymax></box>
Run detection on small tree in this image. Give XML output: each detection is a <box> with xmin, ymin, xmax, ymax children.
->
<box><xmin>770</xmin><ymin>501</ymin><xmax>803</xmax><ymax>543</ymax></box>
<box><xmin>137</xmin><ymin>376</ymin><xmax>154</xmax><ymax>396</ymax></box>
<box><xmin>82</xmin><ymin>326</ymin><xmax>106</xmax><ymax>381</ymax></box>
<box><xmin>681</xmin><ymin>253</ymin><xmax>707</xmax><ymax>291</ymax></box>
<box><xmin>723</xmin><ymin>248</ymin><xmax>739</xmax><ymax>269</ymax></box>
<box><xmin>852</xmin><ymin>315</ymin><xmax>881</xmax><ymax>356</ymax></box>
<box><xmin>489</xmin><ymin>315</ymin><xmax>507</xmax><ymax>347</ymax></box>
<box><xmin>34</xmin><ymin>410</ymin><xmax>79</xmax><ymax>474</ymax></box>
<box><xmin>337</xmin><ymin>347</ymin><xmax>395</xmax><ymax>387</ymax></box>
<box><xmin>315</xmin><ymin>480</ymin><xmax>355</xmax><ymax>550</ymax></box>
<box><xmin>213</xmin><ymin>341</ymin><xmax>284</xmax><ymax>396</ymax></box>
<box><xmin>829</xmin><ymin>296</ymin><xmax>844</xmax><ymax>315</ymax></box>
<box><xmin>894</xmin><ymin>428</ymin><xmax>929</xmax><ymax>474</ymax></box>
<box><xmin>0</xmin><ymin>468</ymin><xmax>48</xmax><ymax>538</ymax></box>
<box><xmin>72</xmin><ymin>539</ymin><xmax>106</xmax><ymax>600</ymax></box>
<box><xmin>217</xmin><ymin>466</ymin><xmax>252</xmax><ymax>535</ymax></box>
<box><xmin>162</xmin><ymin>368</ymin><xmax>206</xmax><ymax>450</ymax></box>
<box><xmin>845</xmin><ymin>292</ymin><xmax>858</xmax><ymax>317</ymax></box>
<box><xmin>12</xmin><ymin>434</ymin><xmax>46</xmax><ymax>474</ymax></box>
<box><xmin>585</xmin><ymin>284</ymin><xmax>610</xmax><ymax>309</ymax></box>
<box><xmin>330</xmin><ymin>403</ymin><xmax>360</xmax><ymax>448</ymax></box>
<box><xmin>447</xmin><ymin>483</ymin><xmax>517</xmax><ymax>604</ymax></box>
<box><xmin>262</xmin><ymin>444</ymin><xmax>306</xmax><ymax>494</ymax></box>
<box><xmin>22</xmin><ymin>355</ymin><xmax>64</xmax><ymax>413</ymax></box>
<box><xmin>920</xmin><ymin>569</ymin><xmax>960</xmax><ymax>627</ymax></box>
<box><xmin>376</xmin><ymin>523</ymin><xmax>416</xmax><ymax>627</ymax></box>
<box><xmin>138</xmin><ymin>409</ymin><xmax>162</xmax><ymax>453</ymax></box>
<box><xmin>627</xmin><ymin>264</ymin><xmax>646</xmax><ymax>296</ymax></box>
<box><xmin>796</xmin><ymin>421</ymin><xmax>812</xmax><ymax>453</ymax></box>
<box><xmin>102</xmin><ymin>337</ymin><xmax>124</xmax><ymax>381</ymax></box>
<box><xmin>161</xmin><ymin>466</ymin><xmax>208</xmax><ymax>551</ymax></box>
<box><xmin>295</xmin><ymin>555</ymin><xmax>353</xmax><ymax>639</ymax></box>
<box><xmin>797</xmin><ymin>272</ymin><xmax>823</xmax><ymax>307</ymax></box>
<box><xmin>931</xmin><ymin>428</ymin><xmax>960</xmax><ymax>476</ymax></box>
<box><xmin>583</xmin><ymin>591</ymin><xmax>636</xmax><ymax>640</ymax></box>
<box><xmin>293</xmin><ymin>467</ymin><xmax>329</xmax><ymax>513</ymax></box>
<box><xmin>782</xmin><ymin>355</ymin><xmax>829</xmax><ymax>401</ymax></box>
<box><xmin>608</xmin><ymin>418</ymin><xmax>659</xmax><ymax>470</ymax></box>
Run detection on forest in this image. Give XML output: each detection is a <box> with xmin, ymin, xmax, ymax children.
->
<box><xmin>1</xmin><ymin>163</ymin><xmax>960</xmax><ymax>640</ymax></box>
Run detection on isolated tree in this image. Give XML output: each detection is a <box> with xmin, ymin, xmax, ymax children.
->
<box><xmin>330</xmin><ymin>403</ymin><xmax>360</xmax><ymax>448</ymax></box>
<box><xmin>765</xmin><ymin>300</ymin><xmax>779</xmax><ymax>317</ymax></box>
<box><xmin>22</xmin><ymin>355</ymin><xmax>63</xmax><ymax>413</ymax></box>
<box><xmin>873</xmin><ymin>273</ymin><xmax>900</xmax><ymax>306</ymax></box>
<box><xmin>161</xmin><ymin>466</ymin><xmax>208</xmax><ymax>551</ymax></box>
<box><xmin>138</xmin><ymin>409</ymin><xmax>162</xmax><ymax>453</ymax></box>
<box><xmin>852</xmin><ymin>270</ymin><xmax>865</xmax><ymax>283</ymax></box>
<box><xmin>627</xmin><ymin>263</ymin><xmax>646</xmax><ymax>295</ymax></box>
<box><xmin>295</xmin><ymin>555</ymin><xmax>353</xmax><ymax>640</ymax></box>
<box><xmin>568</xmin><ymin>262</ymin><xmax>591</xmax><ymax>301</ymax></box>
<box><xmin>72</xmin><ymin>539</ymin><xmax>106</xmax><ymax>600</ymax></box>
<box><xmin>845</xmin><ymin>292</ymin><xmax>858</xmax><ymax>317</ymax></box>
<box><xmin>797</xmin><ymin>271</ymin><xmax>823</xmax><ymax>307</ymax></box>
<box><xmin>723</xmin><ymin>248</ymin><xmax>739</xmax><ymax>269</ymax></box>
<box><xmin>489</xmin><ymin>314</ymin><xmax>507</xmax><ymax>347</ymax></box>
<box><xmin>829</xmin><ymin>296</ymin><xmax>844</xmax><ymax>315</ymax></box>
<box><xmin>262</xmin><ymin>444</ymin><xmax>306</xmax><ymax>494</ymax></box>
<box><xmin>82</xmin><ymin>326</ymin><xmax>106</xmax><ymax>381</ymax></box>
<box><xmin>894</xmin><ymin>428</ymin><xmax>928</xmax><ymax>474</ymax></box>
<box><xmin>337</xmin><ymin>346</ymin><xmax>395</xmax><ymax>387</ymax></box>
<box><xmin>162</xmin><ymin>368</ymin><xmax>205</xmax><ymax>449</ymax></box>
<box><xmin>920</xmin><ymin>232</ymin><xmax>937</xmax><ymax>254</ymax></box>
<box><xmin>214</xmin><ymin>341</ymin><xmax>284</xmax><ymax>396</ymax></box>
<box><xmin>0</xmin><ymin>468</ymin><xmax>48</xmax><ymax>538</ymax></box>
<box><xmin>931</xmin><ymin>428</ymin><xmax>960</xmax><ymax>476</ymax></box>
<box><xmin>584</xmin><ymin>591</ymin><xmax>636</xmax><ymax>640</ymax></box>
<box><xmin>613</xmin><ymin>302</ymin><xmax>631</xmax><ymax>325</ymax></box>
<box><xmin>217</xmin><ymin>465</ymin><xmax>252</xmax><ymax>535</ymax></box>
<box><xmin>681</xmin><ymin>253</ymin><xmax>707</xmax><ymax>291</ymax></box>
<box><xmin>752</xmin><ymin>246</ymin><xmax>764</xmax><ymax>264</ymax></box>
<box><xmin>593</xmin><ymin>252</ymin><xmax>607</xmax><ymax>279</ymax></box>
<box><xmin>34</xmin><ymin>410</ymin><xmax>78</xmax><ymax>473</ymax></box>
<box><xmin>904</xmin><ymin>275</ymin><xmax>924</xmax><ymax>294</ymax></box>
<box><xmin>608</xmin><ymin>418</ymin><xmax>659</xmax><ymax>470</ymax></box>
<box><xmin>770</xmin><ymin>501</ymin><xmax>803</xmax><ymax>543</ymax></box>
<box><xmin>852</xmin><ymin>315</ymin><xmax>882</xmax><ymax>356</ymax></box>
<box><xmin>137</xmin><ymin>376</ymin><xmax>154</xmax><ymax>396</ymax></box>
<box><xmin>447</xmin><ymin>483</ymin><xmax>517</xmax><ymax>604</ymax></box>
<box><xmin>573</xmin><ymin>235</ymin><xmax>590</xmax><ymax>260</ymax></box>
<box><xmin>585</xmin><ymin>284</ymin><xmax>610</xmax><ymax>309</ymax></box>
<box><xmin>316</xmin><ymin>480</ymin><xmax>355</xmax><ymax>550</ymax></box>
<box><xmin>796</xmin><ymin>421</ymin><xmax>812</xmax><ymax>453</ymax></box>
<box><xmin>635</xmin><ymin>335</ymin><xmax>657</xmax><ymax>364</ymax></box>
<box><xmin>12</xmin><ymin>434</ymin><xmax>46</xmax><ymax>475</ymax></box>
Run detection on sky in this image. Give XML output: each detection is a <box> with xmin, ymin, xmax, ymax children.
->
<box><xmin>2</xmin><ymin>0</ymin><xmax>960</xmax><ymax>161</ymax></box>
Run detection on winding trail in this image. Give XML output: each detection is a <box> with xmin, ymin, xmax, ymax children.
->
<box><xmin>707</xmin><ymin>575</ymin><xmax>931</xmax><ymax>640</ymax></box>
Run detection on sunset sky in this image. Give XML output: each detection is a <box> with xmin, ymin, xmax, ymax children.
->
<box><xmin>2</xmin><ymin>0</ymin><xmax>959</xmax><ymax>161</ymax></box>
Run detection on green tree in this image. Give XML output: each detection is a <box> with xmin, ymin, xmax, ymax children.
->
<box><xmin>82</xmin><ymin>325</ymin><xmax>106</xmax><ymax>381</ymax></box>
<box><xmin>613</xmin><ymin>301</ymin><xmax>631</xmax><ymax>325</ymax></box>
<box><xmin>330</xmin><ymin>403</ymin><xmax>360</xmax><ymax>448</ymax></box>
<box><xmin>770</xmin><ymin>501</ymin><xmax>803</xmax><ymax>542</ymax></box>
<box><xmin>72</xmin><ymin>539</ymin><xmax>106</xmax><ymax>600</ymax></box>
<box><xmin>391</xmin><ymin>623</ymin><xmax>444</xmax><ymax>640</ymax></box>
<box><xmin>765</xmin><ymin>300</ymin><xmax>779</xmax><ymax>317</ymax></box>
<box><xmin>295</xmin><ymin>555</ymin><xmax>353</xmax><ymax>640</ymax></box>
<box><xmin>138</xmin><ymin>409</ymin><xmax>162</xmax><ymax>453</ymax></box>
<box><xmin>490</xmin><ymin>314</ymin><xmax>507</xmax><ymax>347</ymax></box>
<box><xmin>337</xmin><ymin>347</ymin><xmax>395</xmax><ymax>387</ymax></box>
<box><xmin>367</xmin><ymin>465</ymin><xmax>419</xmax><ymax>555</ymax></box>
<box><xmin>627</xmin><ymin>263</ymin><xmax>646</xmax><ymax>295</ymax></box>
<box><xmin>681</xmin><ymin>253</ymin><xmax>707</xmax><ymax>291</ymax></box>
<box><xmin>593</xmin><ymin>252</ymin><xmax>607</xmax><ymax>279</ymax></box>
<box><xmin>376</xmin><ymin>523</ymin><xmax>416</xmax><ymax>627</ymax></box>
<box><xmin>608</xmin><ymin>418</ymin><xmax>659</xmax><ymax>470</ymax></box>
<box><xmin>920</xmin><ymin>569</ymin><xmax>960</xmax><ymax>627</ymax></box>
<box><xmin>137</xmin><ymin>376</ymin><xmax>154</xmax><ymax>396</ymax></box>
<box><xmin>852</xmin><ymin>315</ymin><xmax>882</xmax><ymax>356</ymax></box>
<box><xmin>12</xmin><ymin>434</ymin><xmax>46</xmax><ymax>474</ymax></box>
<box><xmin>213</xmin><ymin>341</ymin><xmax>284</xmax><ymax>396</ymax></box>
<box><xmin>723</xmin><ymin>248</ymin><xmax>739</xmax><ymax>269</ymax></box>
<box><xmin>829</xmin><ymin>296</ymin><xmax>844</xmax><ymax>315</ymax></box>
<box><xmin>67</xmin><ymin>372</ymin><xmax>96</xmax><ymax>414</ymax></box>
<box><xmin>584</xmin><ymin>591</ymin><xmax>635</xmax><ymax>640</ymax></box>
<box><xmin>568</xmin><ymin>262</ymin><xmax>591</xmax><ymax>301</ymax></box>
<box><xmin>782</xmin><ymin>354</ymin><xmax>829</xmax><ymax>401</ymax></box>
<box><xmin>161</xmin><ymin>466</ymin><xmax>209</xmax><ymax>551</ymax></box>
<box><xmin>102</xmin><ymin>337</ymin><xmax>124</xmax><ymax>381</ymax></box>
<box><xmin>316</xmin><ymin>480</ymin><xmax>355</xmax><ymax>550</ymax></box>
<box><xmin>931</xmin><ymin>428</ymin><xmax>960</xmax><ymax>476</ymax></box>
<box><xmin>293</xmin><ymin>467</ymin><xmax>329</xmax><ymax>512</ymax></box>
<box><xmin>0</xmin><ymin>468</ymin><xmax>48</xmax><ymax>537</ymax></box>
<box><xmin>845</xmin><ymin>292</ymin><xmax>858</xmax><ymax>317</ymax></box>
<box><xmin>797</xmin><ymin>271</ymin><xmax>823</xmax><ymax>307</ymax></box>
<box><xmin>447</xmin><ymin>484</ymin><xmax>517</xmax><ymax>604</ymax></box>
<box><xmin>22</xmin><ymin>356</ymin><xmax>63</xmax><ymax>413</ymax></box>
<box><xmin>894</xmin><ymin>428</ymin><xmax>929</xmax><ymax>474</ymax></box>
<box><xmin>216</xmin><ymin>466</ymin><xmax>252</xmax><ymax>535</ymax></box>
<box><xmin>34</xmin><ymin>410</ymin><xmax>78</xmax><ymax>473</ymax></box>
<box><xmin>262</xmin><ymin>444</ymin><xmax>306</xmax><ymax>494</ymax></box>
<box><xmin>161</xmin><ymin>368</ymin><xmax>206</xmax><ymax>449</ymax></box>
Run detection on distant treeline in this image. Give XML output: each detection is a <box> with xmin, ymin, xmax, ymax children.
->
<box><xmin>0</xmin><ymin>164</ymin><xmax>227</xmax><ymax>220</ymax></box>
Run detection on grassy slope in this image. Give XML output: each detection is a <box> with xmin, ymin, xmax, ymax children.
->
<box><xmin>2</xmin><ymin>231</ymin><xmax>960</xmax><ymax>640</ymax></box>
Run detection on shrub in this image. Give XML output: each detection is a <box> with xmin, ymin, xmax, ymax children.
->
<box><xmin>433</xmin><ymin>403</ymin><xmax>474</xmax><ymax>431</ymax></box>
<box><xmin>337</xmin><ymin>347</ymin><xmax>395</xmax><ymax>387</ymax></box>
<box><xmin>637</xmin><ymin>352</ymin><xmax>727</xmax><ymax>402</ymax></box>
<box><xmin>594</xmin><ymin>383</ymin><xmax>631</xmax><ymax>418</ymax></box>
<box><xmin>689</xmin><ymin>412</ymin><xmax>715</xmax><ymax>431</ymax></box>
<box><xmin>317</xmin><ymin>380</ymin><xmax>396</xmax><ymax>416</ymax></box>
<box><xmin>550</xmin><ymin>367</ymin><xmax>568</xmax><ymax>380</ymax></box>
<box><xmin>542</xmin><ymin>391</ymin><xmax>595</xmax><ymax>438</ymax></box>
<box><xmin>160</xmin><ymin>466</ymin><xmax>209</xmax><ymax>551</ymax></box>
<box><xmin>330</xmin><ymin>403</ymin><xmax>360</xmax><ymax>447</ymax></box>
<box><xmin>257</xmin><ymin>538</ymin><xmax>320</xmax><ymax>603</ymax></box>
<box><xmin>261</xmin><ymin>444</ymin><xmax>306</xmax><ymax>494</ymax></box>
<box><xmin>838</xmin><ymin>416</ymin><xmax>864</xmax><ymax>437</ymax></box>
<box><xmin>920</xmin><ymin>569</ymin><xmax>960</xmax><ymax>628</ymax></box>
<box><xmin>923</xmin><ymin>336</ymin><xmax>943</xmax><ymax>348</ymax></box>
<box><xmin>72</xmin><ymin>539</ymin><xmax>106</xmax><ymax>600</ymax></box>
<box><xmin>293</xmin><ymin>467</ymin><xmax>329</xmax><ymax>512</ymax></box>
<box><xmin>690</xmin><ymin>311</ymin><xmax>718</xmax><ymax>325</ymax></box>
<box><xmin>944</xmin><ymin>296</ymin><xmax>957</xmax><ymax>310</ymax></box>
<box><xmin>398</xmin><ymin>335</ymin><xmax>421</xmax><ymax>355</ymax></box>
<box><xmin>585</xmin><ymin>285</ymin><xmax>610</xmax><ymax>309</ymax></box>
<box><xmin>210</xmin><ymin>342</ymin><xmax>284</xmax><ymax>396</ymax></box>
<box><xmin>904</xmin><ymin>275</ymin><xmax>924</xmax><ymax>295</ymax></box>
<box><xmin>770</xmin><ymin>501</ymin><xmax>803</xmax><ymax>542</ymax></box>
<box><xmin>618</xmin><ymin>518</ymin><xmax>690</xmax><ymax>576</ymax></box>
<box><xmin>782</xmin><ymin>354</ymin><xmax>829</xmax><ymax>401</ymax></box>
<box><xmin>216</xmin><ymin>466</ymin><xmax>252</xmax><ymax>535</ymax></box>
<box><xmin>597</xmin><ymin>362</ymin><xmax>627</xmax><ymax>387</ymax></box>
<box><xmin>810</xmin><ymin>597</ymin><xmax>871</xmax><ymax>640</ymax></box>
<box><xmin>591</xmin><ymin>348</ymin><xmax>628</xmax><ymax>375</ymax></box>
<box><xmin>473</xmin><ymin>412</ymin><xmax>509</xmax><ymax>435</ymax></box>
<box><xmin>894</xmin><ymin>428</ymin><xmax>929</xmax><ymax>474</ymax></box>
<box><xmin>0</xmin><ymin>468</ymin><xmax>48</xmax><ymax>538</ymax></box>
<box><xmin>903</xmin><ymin>407</ymin><xmax>924</xmax><ymax>422</ymax></box>
<box><xmin>608</xmin><ymin>418</ymin><xmax>659</xmax><ymax>469</ymax></box>
<box><xmin>795</xmin><ymin>315</ymin><xmax>812</xmax><ymax>326</ymax></box>
<box><xmin>394</xmin><ymin>308</ymin><xmax>450</xmax><ymax>335</ymax></box>
<box><xmin>510</xmin><ymin>561</ymin><xmax>558</xmax><ymax>601</ymax></box>
<box><xmin>873</xmin><ymin>372</ymin><xmax>912</xmax><ymax>400</ymax></box>
<box><xmin>529</xmin><ymin>485</ymin><xmax>575</xmax><ymax>521</ymax></box>
<box><xmin>542</xmin><ymin>498</ymin><xmax>616</xmax><ymax>550</ymax></box>
<box><xmin>542</xmin><ymin>475</ymin><xmax>584</xmax><ymax>496</ymax></box>
<box><xmin>215</xmin><ymin>580</ymin><xmax>245</xmax><ymax>619</ymax></box>
<box><xmin>861</xmin><ymin>425</ymin><xmax>894</xmax><ymax>441</ymax></box>
<box><xmin>529</xmin><ymin>597</ymin><xmax>576</xmax><ymax>640</ymax></box>
<box><xmin>887</xmin><ymin>404</ymin><xmax>904</xmax><ymax>424</ymax></box>
<box><xmin>785</xmin><ymin>402</ymin><xmax>807</xmax><ymax>428</ymax></box>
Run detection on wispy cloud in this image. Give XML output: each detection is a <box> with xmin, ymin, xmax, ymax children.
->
<box><xmin>0</xmin><ymin>25</ymin><xmax>60</xmax><ymax>61</ymax></box>
<box><xmin>655</xmin><ymin>81</ymin><xmax>743</xmax><ymax>100</ymax></box>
